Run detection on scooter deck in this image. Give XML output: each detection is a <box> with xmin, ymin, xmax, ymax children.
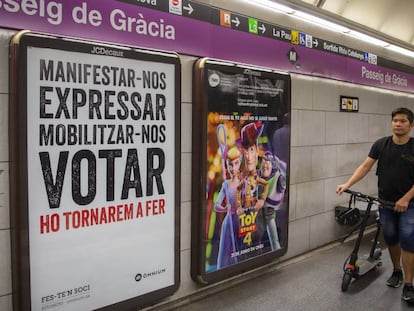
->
<box><xmin>354</xmin><ymin>256</ymin><xmax>382</xmax><ymax>277</ymax></box>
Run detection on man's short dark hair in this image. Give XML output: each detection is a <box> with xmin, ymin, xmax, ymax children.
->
<box><xmin>392</xmin><ymin>107</ymin><xmax>414</xmax><ymax>123</ymax></box>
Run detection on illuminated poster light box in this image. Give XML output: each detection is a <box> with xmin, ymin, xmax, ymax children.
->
<box><xmin>191</xmin><ymin>58</ymin><xmax>291</xmax><ymax>284</ymax></box>
<box><xmin>9</xmin><ymin>32</ymin><xmax>180</xmax><ymax>311</ymax></box>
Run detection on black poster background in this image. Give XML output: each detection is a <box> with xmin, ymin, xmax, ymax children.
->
<box><xmin>192</xmin><ymin>59</ymin><xmax>291</xmax><ymax>283</ymax></box>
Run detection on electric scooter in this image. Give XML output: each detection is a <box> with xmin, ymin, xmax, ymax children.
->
<box><xmin>339</xmin><ymin>189</ymin><xmax>394</xmax><ymax>292</ymax></box>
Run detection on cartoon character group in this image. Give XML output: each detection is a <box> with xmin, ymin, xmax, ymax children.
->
<box><xmin>214</xmin><ymin>122</ymin><xmax>287</xmax><ymax>269</ymax></box>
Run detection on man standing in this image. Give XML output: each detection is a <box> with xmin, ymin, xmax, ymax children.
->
<box><xmin>337</xmin><ymin>107</ymin><xmax>414</xmax><ymax>303</ymax></box>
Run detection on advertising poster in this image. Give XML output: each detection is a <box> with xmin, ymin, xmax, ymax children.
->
<box><xmin>9</xmin><ymin>33</ymin><xmax>180</xmax><ymax>310</ymax></box>
<box><xmin>192</xmin><ymin>58</ymin><xmax>291</xmax><ymax>283</ymax></box>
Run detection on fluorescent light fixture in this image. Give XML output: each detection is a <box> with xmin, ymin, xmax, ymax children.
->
<box><xmin>292</xmin><ymin>11</ymin><xmax>350</xmax><ymax>33</ymax></box>
<box><xmin>249</xmin><ymin>0</ymin><xmax>295</xmax><ymax>14</ymax></box>
<box><xmin>247</xmin><ymin>0</ymin><xmax>414</xmax><ymax>58</ymax></box>
<box><xmin>386</xmin><ymin>44</ymin><xmax>414</xmax><ymax>58</ymax></box>
<box><xmin>347</xmin><ymin>30</ymin><xmax>388</xmax><ymax>47</ymax></box>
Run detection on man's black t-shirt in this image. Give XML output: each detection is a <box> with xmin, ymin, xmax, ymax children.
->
<box><xmin>368</xmin><ymin>136</ymin><xmax>414</xmax><ymax>202</ymax></box>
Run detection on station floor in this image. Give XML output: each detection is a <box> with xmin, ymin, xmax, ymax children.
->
<box><xmin>164</xmin><ymin>229</ymin><xmax>414</xmax><ymax>311</ymax></box>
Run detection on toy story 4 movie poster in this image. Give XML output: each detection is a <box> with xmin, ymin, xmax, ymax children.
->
<box><xmin>192</xmin><ymin>59</ymin><xmax>291</xmax><ymax>282</ymax></box>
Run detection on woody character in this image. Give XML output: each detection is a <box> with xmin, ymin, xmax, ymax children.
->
<box><xmin>234</xmin><ymin>122</ymin><xmax>269</xmax><ymax>251</ymax></box>
<box><xmin>236</xmin><ymin>122</ymin><xmax>269</xmax><ymax>214</ymax></box>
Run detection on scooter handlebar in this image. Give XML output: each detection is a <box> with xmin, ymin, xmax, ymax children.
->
<box><xmin>344</xmin><ymin>189</ymin><xmax>395</xmax><ymax>209</ymax></box>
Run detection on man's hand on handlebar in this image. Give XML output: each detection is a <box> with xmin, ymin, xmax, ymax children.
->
<box><xmin>336</xmin><ymin>184</ymin><xmax>349</xmax><ymax>195</ymax></box>
<box><xmin>395</xmin><ymin>197</ymin><xmax>410</xmax><ymax>212</ymax></box>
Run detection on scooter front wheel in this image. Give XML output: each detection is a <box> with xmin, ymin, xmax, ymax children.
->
<box><xmin>341</xmin><ymin>272</ymin><xmax>352</xmax><ymax>292</ymax></box>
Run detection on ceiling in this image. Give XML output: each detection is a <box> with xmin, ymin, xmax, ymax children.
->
<box><xmin>292</xmin><ymin>0</ymin><xmax>414</xmax><ymax>49</ymax></box>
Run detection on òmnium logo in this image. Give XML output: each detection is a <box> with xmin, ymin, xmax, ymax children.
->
<box><xmin>135</xmin><ymin>268</ymin><xmax>166</xmax><ymax>282</ymax></box>
<box><xmin>91</xmin><ymin>46</ymin><xmax>124</xmax><ymax>57</ymax></box>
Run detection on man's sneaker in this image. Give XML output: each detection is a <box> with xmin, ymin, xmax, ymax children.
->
<box><xmin>402</xmin><ymin>284</ymin><xmax>414</xmax><ymax>303</ymax></box>
<box><xmin>386</xmin><ymin>270</ymin><xmax>403</xmax><ymax>288</ymax></box>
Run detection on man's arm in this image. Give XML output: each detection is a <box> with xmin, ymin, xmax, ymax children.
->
<box><xmin>336</xmin><ymin>156</ymin><xmax>376</xmax><ymax>194</ymax></box>
<box><xmin>396</xmin><ymin>185</ymin><xmax>414</xmax><ymax>212</ymax></box>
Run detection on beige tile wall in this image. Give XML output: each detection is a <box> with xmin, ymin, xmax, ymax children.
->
<box><xmin>288</xmin><ymin>73</ymin><xmax>414</xmax><ymax>260</ymax></box>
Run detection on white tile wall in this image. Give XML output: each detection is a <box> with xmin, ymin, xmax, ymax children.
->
<box><xmin>356</xmin><ymin>88</ymin><xmax>381</xmax><ymax>114</ymax></box>
<box><xmin>368</xmin><ymin>114</ymin><xmax>388</xmax><ymax>142</ymax></box>
<box><xmin>288</xmin><ymin>184</ymin><xmax>296</xmax><ymax>221</ymax></box>
<box><xmin>366</xmin><ymin>171</ymin><xmax>379</xmax><ymax>195</ymax></box>
<box><xmin>0</xmin><ymin>94</ymin><xmax>8</xmax><ymax>161</ymax></box>
<box><xmin>325</xmin><ymin>112</ymin><xmax>349</xmax><ymax>145</ymax></box>
<box><xmin>296</xmin><ymin>110</ymin><xmax>325</xmax><ymax>146</ymax></box>
<box><xmin>0</xmin><ymin>295</ymin><xmax>12</xmax><ymax>311</ymax></box>
<box><xmin>177</xmin><ymin>55</ymin><xmax>196</xmax><ymax>304</ymax></box>
<box><xmin>290</xmin><ymin>146</ymin><xmax>312</xmax><ymax>184</ymax></box>
<box><xmin>311</xmin><ymin>145</ymin><xmax>337</xmax><ymax>180</ymax></box>
<box><xmin>336</xmin><ymin>143</ymin><xmax>362</xmax><ymax>176</ymax></box>
<box><xmin>181</xmin><ymin>103</ymin><xmax>192</xmax><ymax>153</ymax></box>
<box><xmin>0</xmin><ymin>30</ymin><xmax>17</xmax><ymax>93</ymax></box>
<box><xmin>346</xmin><ymin>176</ymin><xmax>370</xmax><ymax>195</ymax></box>
<box><xmin>0</xmin><ymin>230</ymin><xmax>11</xmax><ymax>297</ymax></box>
<box><xmin>312</xmin><ymin>79</ymin><xmax>339</xmax><ymax>111</ymax></box>
<box><xmin>176</xmin><ymin>249</ymin><xmax>197</xmax><ymax>298</ymax></box>
<box><xmin>180</xmin><ymin>153</ymin><xmax>192</xmax><ymax>203</ymax></box>
<box><xmin>284</xmin><ymin>218</ymin><xmax>310</xmax><ymax>259</ymax></box>
<box><xmin>323</xmin><ymin>176</ymin><xmax>350</xmax><ymax>212</ymax></box>
<box><xmin>180</xmin><ymin>201</ymin><xmax>191</xmax><ymax>251</ymax></box>
<box><xmin>291</xmin><ymin>74</ymin><xmax>313</xmax><ymax>110</ymax></box>
<box><xmin>309</xmin><ymin>210</ymin><xmax>336</xmax><ymax>249</ymax></box>
<box><xmin>296</xmin><ymin>180</ymin><xmax>324</xmax><ymax>219</ymax></box>
<box><xmin>349</xmin><ymin>113</ymin><xmax>369</xmax><ymax>143</ymax></box>
<box><xmin>339</xmin><ymin>82</ymin><xmax>360</xmax><ymax>103</ymax></box>
<box><xmin>378</xmin><ymin>91</ymin><xmax>400</xmax><ymax>114</ymax></box>
<box><xmin>290</xmin><ymin>109</ymin><xmax>298</xmax><ymax>147</ymax></box>
<box><xmin>356</xmin><ymin>143</ymin><xmax>372</xmax><ymax>164</ymax></box>
<box><xmin>0</xmin><ymin>163</ymin><xmax>9</xmax><ymax>230</ymax></box>
<box><xmin>180</xmin><ymin>55</ymin><xmax>197</xmax><ymax>104</ymax></box>
<box><xmin>396</xmin><ymin>94</ymin><xmax>414</xmax><ymax>112</ymax></box>
<box><xmin>0</xmin><ymin>30</ymin><xmax>12</xmax><ymax>311</ymax></box>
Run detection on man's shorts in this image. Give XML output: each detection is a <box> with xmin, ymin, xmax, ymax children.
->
<box><xmin>379</xmin><ymin>201</ymin><xmax>414</xmax><ymax>252</ymax></box>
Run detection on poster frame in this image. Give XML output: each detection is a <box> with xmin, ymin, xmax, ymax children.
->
<box><xmin>9</xmin><ymin>31</ymin><xmax>181</xmax><ymax>311</ymax></box>
<box><xmin>339</xmin><ymin>95</ymin><xmax>359</xmax><ymax>112</ymax></box>
<box><xmin>191</xmin><ymin>58</ymin><xmax>291</xmax><ymax>284</ymax></box>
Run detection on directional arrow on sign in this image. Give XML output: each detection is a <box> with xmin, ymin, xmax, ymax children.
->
<box><xmin>259</xmin><ymin>24</ymin><xmax>266</xmax><ymax>34</ymax></box>
<box><xmin>313</xmin><ymin>39</ymin><xmax>319</xmax><ymax>47</ymax></box>
<box><xmin>184</xmin><ymin>3</ymin><xmax>194</xmax><ymax>15</ymax></box>
<box><xmin>232</xmin><ymin>16</ymin><xmax>240</xmax><ymax>27</ymax></box>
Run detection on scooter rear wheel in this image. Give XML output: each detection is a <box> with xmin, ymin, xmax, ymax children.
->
<box><xmin>341</xmin><ymin>272</ymin><xmax>352</xmax><ymax>292</ymax></box>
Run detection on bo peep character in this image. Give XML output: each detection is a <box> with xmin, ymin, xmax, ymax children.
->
<box><xmin>214</xmin><ymin>146</ymin><xmax>243</xmax><ymax>269</ymax></box>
